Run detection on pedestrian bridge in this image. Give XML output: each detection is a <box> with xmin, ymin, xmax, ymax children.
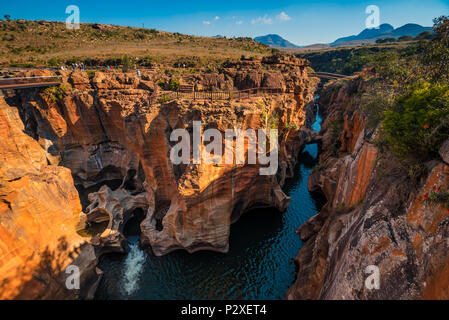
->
<box><xmin>0</xmin><ymin>76</ymin><xmax>62</xmax><ymax>91</ymax></box>
<box><xmin>310</xmin><ymin>72</ymin><xmax>349</xmax><ymax>80</ymax></box>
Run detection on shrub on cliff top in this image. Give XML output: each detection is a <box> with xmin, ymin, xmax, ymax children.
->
<box><xmin>157</xmin><ymin>80</ymin><xmax>165</xmax><ymax>89</ymax></box>
<box><xmin>122</xmin><ymin>55</ymin><xmax>131</xmax><ymax>72</ymax></box>
<box><xmin>44</xmin><ymin>84</ymin><xmax>71</xmax><ymax>103</ymax></box>
<box><xmin>422</xmin><ymin>16</ymin><xmax>449</xmax><ymax>82</ymax></box>
<box><xmin>169</xmin><ymin>78</ymin><xmax>180</xmax><ymax>91</ymax></box>
<box><xmin>364</xmin><ymin>17</ymin><xmax>449</xmax><ymax>163</ymax></box>
<box><xmin>381</xmin><ymin>81</ymin><xmax>449</xmax><ymax>160</ymax></box>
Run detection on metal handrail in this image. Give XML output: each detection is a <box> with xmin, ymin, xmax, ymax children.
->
<box><xmin>146</xmin><ymin>87</ymin><xmax>291</xmax><ymax>109</ymax></box>
<box><xmin>0</xmin><ymin>76</ymin><xmax>62</xmax><ymax>81</ymax></box>
<box><xmin>0</xmin><ymin>76</ymin><xmax>62</xmax><ymax>88</ymax></box>
<box><xmin>310</xmin><ymin>72</ymin><xmax>349</xmax><ymax>79</ymax></box>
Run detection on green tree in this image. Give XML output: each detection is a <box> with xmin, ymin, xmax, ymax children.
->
<box><xmin>422</xmin><ymin>16</ymin><xmax>449</xmax><ymax>82</ymax></box>
<box><xmin>48</xmin><ymin>58</ymin><xmax>58</xmax><ymax>67</ymax></box>
<box><xmin>382</xmin><ymin>81</ymin><xmax>449</xmax><ymax>160</ymax></box>
<box><xmin>169</xmin><ymin>78</ymin><xmax>180</xmax><ymax>91</ymax></box>
<box><xmin>398</xmin><ymin>35</ymin><xmax>414</xmax><ymax>42</ymax></box>
<box><xmin>122</xmin><ymin>55</ymin><xmax>131</xmax><ymax>72</ymax></box>
<box><xmin>416</xmin><ymin>31</ymin><xmax>433</xmax><ymax>40</ymax></box>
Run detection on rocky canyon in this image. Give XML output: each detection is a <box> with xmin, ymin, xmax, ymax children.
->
<box><xmin>0</xmin><ymin>54</ymin><xmax>320</xmax><ymax>299</ymax></box>
<box><xmin>287</xmin><ymin>76</ymin><xmax>449</xmax><ymax>300</ymax></box>
<box><xmin>3</xmin><ymin>52</ymin><xmax>448</xmax><ymax>301</ymax></box>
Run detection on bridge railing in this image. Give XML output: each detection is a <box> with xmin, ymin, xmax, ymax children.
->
<box><xmin>0</xmin><ymin>76</ymin><xmax>62</xmax><ymax>87</ymax></box>
<box><xmin>147</xmin><ymin>87</ymin><xmax>290</xmax><ymax>108</ymax></box>
<box><xmin>310</xmin><ymin>72</ymin><xmax>349</xmax><ymax>79</ymax></box>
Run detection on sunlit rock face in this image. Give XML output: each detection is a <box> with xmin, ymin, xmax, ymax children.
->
<box><xmin>287</xmin><ymin>77</ymin><xmax>449</xmax><ymax>300</ymax></box>
<box><xmin>0</xmin><ymin>53</ymin><xmax>318</xmax><ymax>299</ymax></box>
<box><xmin>0</xmin><ymin>96</ymin><xmax>97</xmax><ymax>299</ymax></box>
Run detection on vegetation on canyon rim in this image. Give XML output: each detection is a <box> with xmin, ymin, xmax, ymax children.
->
<box><xmin>0</xmin><ymin>18</ymin><xmax>275</xmax><ymax>69</ymax></box>
<box><xmin>297</xmin><ymin>35</ymin><xmax>432</xmax><ymax>76</ymax></box>
<box><xmin>357</xmin><ymin>16</ymin><xmax>449</xmax><ymax>170</ymax></box>
<box><xmin>43</xmin><ymin>83</ymin><xmax>72</xmax><ymax>103</ymax></box>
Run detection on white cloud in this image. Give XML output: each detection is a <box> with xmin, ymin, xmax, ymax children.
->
<box><xmin>276</xmin><ymin>12</ymin><xmax>291</xmax><ymax>22</ymax></box>
<box><xmin>214</xmin><ymin>16</ymin><xmax>220</xmax><ymax>20</ymax></box>
<box><xmin>203</xmin><ymin>21</ymin><xmax>211</xmax><ymax>25</ymax></box>
<box><xmin>236</xmin><ymin>20</ymin><xmax>243</xmax><ymax>25</ymax></box>
<box><xmin>251</xmin><ymin>15</ymin><xmax>273</xmax><ymax>25</ymax></box>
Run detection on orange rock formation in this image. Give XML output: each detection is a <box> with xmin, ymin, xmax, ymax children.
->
<box><xmin>288</xmin><ymin>76</ymin><xmax>449</xmax><ymax>300</ymax></box>
<box><xmin>0</xmin><ymin>54</ymin><xmax>318</xmax><ymax>298</ymax></box>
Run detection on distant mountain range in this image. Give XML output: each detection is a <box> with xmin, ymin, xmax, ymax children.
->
<box><xmin>254</xmin><ymin>23</ymin><xmax>433</xmax><ymax>49</ymax></box>
<box><xmin>331</xmin><ymin>23</ymin><xmax>432</xmax><ymax>46</ymax></box>
<box><xmin>254</xmin><ymin>34</ymin><xmax>300</xmax><ymax>48</ymax></box>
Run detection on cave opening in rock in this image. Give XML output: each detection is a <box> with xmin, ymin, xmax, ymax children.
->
<box><xmin>229</xmin><ymin>205</ymin><xmax>284</xmax><ymax>251</ymax></box>
<box><xmin>153</xmin><ymin>200</ymin><xmax>171</xmax><ymax>232</ymax></box>
<box><xmin>75</xmin><ymin>181</ymin><xmax>122</xmax><ymax>210</ymax></box>
<box><xmin>86</xmin><ymin>165</ymin><xmax>124</xmax><ymax>190</ymax></box>
<box><xmin>78</xmin><ymin>221</ymin><xmax>109</xmax><ymax>238</ymax></box>
<box><xmin>123</xmin><ymin>164</ymin><xmax>146</xmax><ymax>195</ymax></box>
<box><xmin>74</xmin><ymin>165</ymin><xmax>125</xmax><ymax>210</ymax></box>
<box><xmin>310</xmin><ymin>190</ymin><xmax>327</xmax><ymax>209</ymax></box>
<box><xmin>230</xmin><ymin>200</ymin><xmax>246</xmax><ymax>223</ymax></box>
<box><xmin>123</xmin><ymin>208</ymin><xmax>146</xmax><ymax>238</ymax></box>
<box><xmin>231</xmin><ymin>200</ymin><xmax>278</xmax><ymax>225</ymax></box>
<box><xmin>123</xmin><ymin>169</ymin><xmax>137</xmax><ymax>191</ymax></box>
<box><xmin>77</xmin><ymin>208</ymin><xmax>110</xmax><ymax>238</ymax></box>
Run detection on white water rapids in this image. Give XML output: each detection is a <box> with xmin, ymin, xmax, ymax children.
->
<box><xmin>122</xmin><ymin>240</ymin><xmax>146</xmax><ymax>296</ymax></box>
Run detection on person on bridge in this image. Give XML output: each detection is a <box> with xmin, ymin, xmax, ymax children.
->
<box><xmin>137</xmin><ymin>70</ymin><xmax>141</xmax><ymax>78</ymax></box>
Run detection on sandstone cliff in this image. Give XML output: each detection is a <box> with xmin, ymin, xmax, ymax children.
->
<box><xmin>0</xmin><ymin>54</ymin><xmax>318</xmax><ymax>298</ymax></box>
<box><xmin>0</xmin><ymin>95</ymin><xmax>98</xmax><ymax>299</ymax></box>
<box><xmin>287</xmin><ymin>77</ymin><xmax>449</xmax><ymax>299</ymax></box>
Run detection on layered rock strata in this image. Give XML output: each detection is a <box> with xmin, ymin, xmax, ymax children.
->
<box><xmin>0</xmin><ymin>95</ymin><xmax>98</xmax><ymax>299</ymax></box>
<box><xmin>287</xmin><ymin>77</ymin><xmax>449</xmax><ymax>300</ymax></box>
<box><xmin>0</xmin><ymin>54</ymin><xmax>317</xmax><ymax>298</ymax></box>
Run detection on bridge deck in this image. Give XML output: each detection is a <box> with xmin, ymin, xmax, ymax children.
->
<box><xmin>0</xmin><ymin>82</ymin><xmax>61</xmax><ymax>90</ymax></box>
<box><xmin>311</xmin><ymin>72</ymin><xmax>349</xmax><ymax>79</ymax></box>
<box><xmin>0</xmin><ymin>76</ymin><xmax>62</xmax><ymax>91</ymax></box>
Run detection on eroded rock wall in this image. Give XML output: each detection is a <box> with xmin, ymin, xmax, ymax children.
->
<box><xmin>2</xmin><ymin>53</ymin><xmax>318</xmax><ymax>299</ymax></box>
<box><xmin>0</xmin><ymin>96</ymin><xmax>97</xmax><ymax>299</ymax></box>
<box><xmin>287</xmin><ymin>77</ymin><xmax>449</xmax><ymax>300</ymax></box>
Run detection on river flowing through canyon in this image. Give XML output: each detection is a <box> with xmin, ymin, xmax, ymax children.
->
<box><xmin>95</xmin><ymin>103</ymin><xmax>324</xmax><ymax>300</ymax></box>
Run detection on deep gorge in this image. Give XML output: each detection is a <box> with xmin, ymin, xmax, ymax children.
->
<box><xmin>0</xmin><ymin>54</ymin><xmax>323</xmax><ymax>299</ymax></box>
<box><xmin>2</xmin><ymin>56</ymin><xmax>448</xmax><ymax>300</ymax></box>
<box><xmin>94</xmin><ymin>106</ymin><xmax>324</xmax><ymax>299</ymax></box>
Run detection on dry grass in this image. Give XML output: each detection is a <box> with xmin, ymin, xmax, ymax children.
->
<box><xmin>281</xmin><ymin>41</ymin><xmax>415</xmax><ymax>55</ymax></box>
<box><xmin>0</xmin><ymin>19</ymin><xmax>275</xmax><ymax>68</ymax></box>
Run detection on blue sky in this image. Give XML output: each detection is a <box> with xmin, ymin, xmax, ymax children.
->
<box><xmin>2</xmin><ymin>0</ymin><xmax>449</xmax><ymax>45</ymax></box>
